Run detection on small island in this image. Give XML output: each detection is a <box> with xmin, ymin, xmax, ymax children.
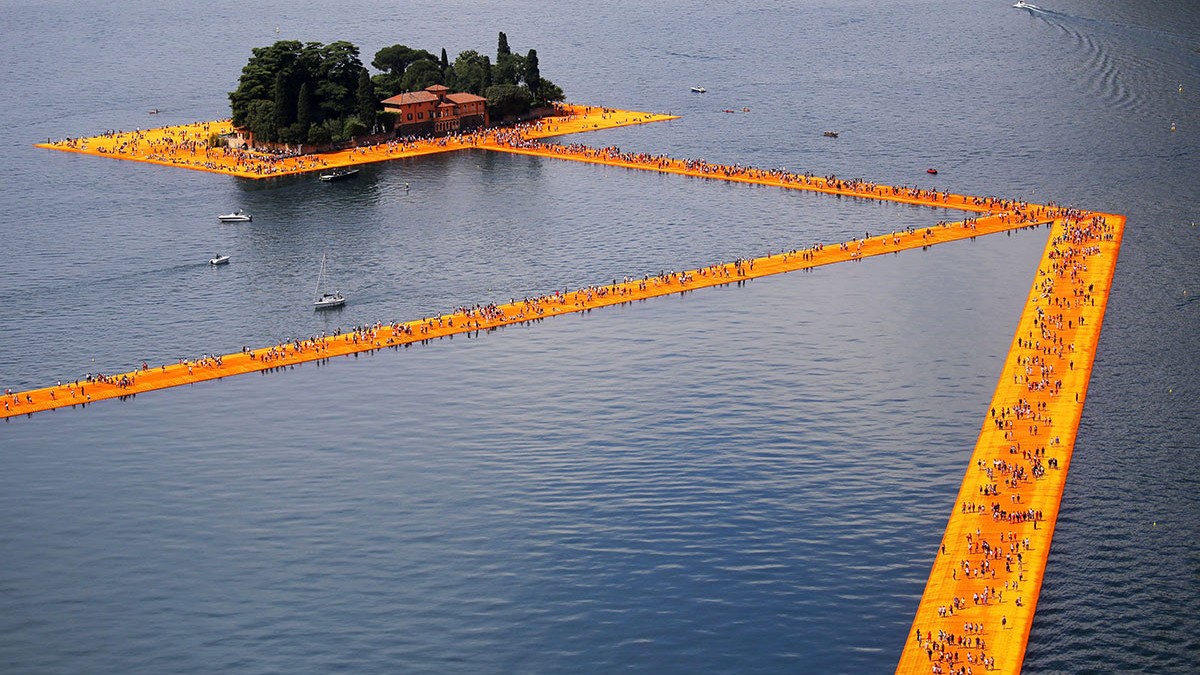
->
<box><xmin>36</xmin><ymin>32</ymin><xmax>675</xmax><ymax>179</ymax></box>
<box><xmin>228</xmin><ymin>32</ymin><xmax>565</xmax><ymax>149</ymax></box>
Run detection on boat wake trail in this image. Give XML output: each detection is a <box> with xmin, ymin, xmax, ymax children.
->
<box><xmin>1021</xmin><ymin>4</ymin><xmax>1198</xmax><ymax>116</ymax></box>
<box><xmin>20</xmin><ymin>262</ymin><xmax>204</xmax><ymax>298</ymax></box>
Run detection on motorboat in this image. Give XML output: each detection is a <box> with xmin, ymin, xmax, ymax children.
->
<box><xmin>313</xmin><ymin>253</ymin><xmax>345</xmax><ymax>309</ymax></box>
<box><xmin>691</xmin><ymin>86</ymin><xmax>706</xmax><ymax>93</ymax></box>
<box><xmin>823</xmin><ymin>131</ymin><xmax>839</xmax><ymax>138</ymax></box>
<box><xmin>209</xmin><ymin>254</ymin><xmax>230</xmax><ymax>265</ymax></box>
<box><xmin>217</xmin><ymin>209</ymin><xmax>251</xmax><ymax>222</ymax></box>
<box><xmin>1013</xmin><ymin>1</ymin><xmax>1037</xmax><ymax>9</ymax></box>
<box><xmin>319</xmin><ymin>167</ymin><xmax>360</xmax><ymax>181</ymax></box>
<box><xmin>927</xmin><ymin>168</ymin><xmax>939</xmax><ymax>175</ymax></box>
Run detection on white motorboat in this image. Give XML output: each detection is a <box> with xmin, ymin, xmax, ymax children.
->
<box><xmin>209</xmin><ymin>254</ymin><xmax>230</xmax><ymax>265</ymax></box>
<box><xmin>1012</xmin><ymin>1</ymin><xmax>1038</xmax><ymax>9</ymax></box>
<box><xmin>319</xmin><ymin>167</ymin><xmax>360</xmax><ymax>181</ymax></box>
<box><xmin>690</xmin><ymin>86</ymin><xmax>707</xmax><ymax>93</ymax></box>
<box><xmin>313</xmin><ymin>253</ymin><xmax>345</xmax><ymax>309</ymax></box>
<box><xmin>217</xmin><ymin>209</ymin><xmax>252</xmax><ymax>222</ymax></box>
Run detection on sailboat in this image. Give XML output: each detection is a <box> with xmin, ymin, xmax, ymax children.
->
<box><xmin>313</xmin><ymin>253</ymin><xmax>345</xmax><ymax>309</ymax></box>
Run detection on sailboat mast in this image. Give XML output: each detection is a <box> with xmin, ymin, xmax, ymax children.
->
<box><xmin>315</xmin><ymin>253</ymin><xmax>326</xmax><ymax>297</ymax></box>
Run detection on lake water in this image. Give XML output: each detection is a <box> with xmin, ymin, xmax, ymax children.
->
<box><xmin>1</xmin><ymin>0</ymin><xmax>1197</xmax><ymax>672</ymax></box>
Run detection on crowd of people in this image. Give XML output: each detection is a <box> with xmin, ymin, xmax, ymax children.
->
<box><xmin>6</xmin><ymin>190</ymin><xmax>1111</xmax><ymax>422</ymax></box>
<box><xmin>15</xmin><ymin>137</ymin><xmax>1128</xmax><ymax>673</ymax></box>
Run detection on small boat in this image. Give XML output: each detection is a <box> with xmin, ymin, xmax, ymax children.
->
<box><xmin>148</xmin><ymin>108</ymin><xmax>159</xmax><ymax>115</ymax></box>
<box><xmin>209</xmin><ymin>254</ymin><xmax>230</xmax><ymax>265</ymax></box>
<box><xmin>690</xmin><ymin>86</ymin><xmax>706</xmax><ymax>93</ymax></box>
<box><xmin>823</xmin><ymin>131</ymin><xmax>839</xmax><ymax>138</ymax></box>
<box><xmin>217</xmin><ymin>209</ymin><xmax>251</xmax><ymax>222</ymax></box>
<box><xmin>314</xmin><ymin>291</ymin><xmax>345</xmax><ymax>309</ymax></box>
<box><xmin>927</xmin><ymin>168</ymin><xmax>939</xmax><ymax>175</ymax></box>
<box><xmin>319</xmin><ymin>167</ymin><xmax>360</xmax><ymax>181</ymax></box>
<box><xmin>313</xmin><ymin>253</ymin><xmax>345</xmax><ymax>309</ymax></box>
<box><xmin>1013</xmin><ymin>1</ymin><xmax>1037</xmax><ymax>9</ymax></box>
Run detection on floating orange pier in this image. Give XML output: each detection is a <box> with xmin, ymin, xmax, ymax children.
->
<box><xmin>896</xmin><ymin>211</ymin><xmax>1123</xmax><ymax>675</ymax></box>
<box><xmin>28</xmin><ymin>106</ymin><xmax>1125</xmax><ymax>674</ymax></box>
<box><xmin>34</xmin><ymin>105</ymin><xmax>677</xmax><ymax>179</ymax></box>
<box><xmin>2</xmin><ymin>208</ymin><xmax>1052</xmax><ymax>421</ymax></box>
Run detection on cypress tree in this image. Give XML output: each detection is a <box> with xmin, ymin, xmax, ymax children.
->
<box><xmin>272</xmin><ymin>71</ymin><xmax>290</xmax><ymax>140</ymax></box>
<box><xmin>356</xmin><ymin>68</ymin><xmax>376</xmax><ymax>131</ymax></box>
<box><xmin>296</xmin><ymin>81</ymin><xmax>311</xmax><ymax>134</ymax></box>
<box><xmin>524</xmin><ymin>49</ymin><xmax>540</xmax><ymax>97</ymax></box>
<box><xmin>497</xmin><ymin>32</ymin><xmax>511</xmax><ymax>58</ymax></box>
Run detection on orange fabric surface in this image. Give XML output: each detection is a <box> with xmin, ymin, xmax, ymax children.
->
<box><xmin>34</xmin><ymin>106</ymin><xmax>678</xmax><ymax>179</ymax></box>
<box><xmin>895</xmin><ymin>212</ymin><xmax>1124</xmax><ymax>675</ymax></box>
<box><xmin>27</xmin><ymin>105</ymin><xmax>1127</xmax><ymax>674</ymax></box>
<box><xmin>3</xmin><ymin>209</ymin><xmax>1056</xmax><ymax>420</ymax></box>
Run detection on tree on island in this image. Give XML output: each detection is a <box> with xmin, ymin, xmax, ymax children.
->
<box><xmin>492</xmin><ymin>32</ymin><xmax>523</xmax><ymax>87</ymax></box>
<box><xmin>371</xmin><ymin>45</ymin><xmax>440</xmax><ymax>99</ymax></box>
<box><xmin>230</xmin><ymin>40</ymin><xmax>374</xmax><ymax>145</ymax></box>
<box><xmin>522</xmin><ymin>48</ymin><xmax>564</xmax><ymax>107</ymax></box>
<box><xmin>356</xmin><ymin>69</ymin><xmax>377</xmax><ymax>131</ymax></box>
<box><xmin>453</xmin><ymin>50</ymin><xmax>493</xmax><ymax>95</ymax></box>
<box><xmin>231</xmin><ymin>33</ymin><xmax>566</xmax><ymax>143</ymax></box>
<box><xmin>373</xmin><ymin>33</ymin><xmax>562</xmax><ymax>121</ymax></box>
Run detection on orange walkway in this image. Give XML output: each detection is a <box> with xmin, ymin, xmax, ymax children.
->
<box><xmin>895</xmin><ymin>212</ymin><xmax>1124</xmax><ymax>675</ymax></box>
<box><xmin>480</xmin><ymin>136</ymin><xmax>1023</xmax><ymax>216</ymax></box>
<box><xmin>2</xmin><ymin>207</ymin><xmax>1056</xmax><ymax>421</ymax></box>
<box><xmin>34</xmin><ymin>105</ymin><xmax>677</xmax><ymax>179</ymax></box>
<box><xmin>30</xmin><ymin>107</ymin><xmax>1128</xmax><ymax>673</ymax></box>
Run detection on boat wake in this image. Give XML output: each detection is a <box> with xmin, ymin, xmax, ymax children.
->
<box><xmin>1019</xmin><ymin>3</ymin><xmax>1197</xmax><ymax>117</ymax></box>
<box><xmin>16</xmin><ymin>262</ymin><xmax>205</xmax><ymax>304</ymax></box>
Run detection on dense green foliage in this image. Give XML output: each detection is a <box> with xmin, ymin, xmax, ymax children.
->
<box><xmin>230</xmin><ymin>33</ymin><xmax>566</xmax><ymax>142</ymax></box>
<box><xmin>229</xmin><ymin>40</ymin><xmax>375</xmax><ymax>144</ymax></box>
<box><xmin>370</xmin><ymin>32</ymin><xmax>563</xmax><ymax>119</ymax></box>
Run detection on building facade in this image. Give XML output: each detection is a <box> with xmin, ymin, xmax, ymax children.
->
<box><xmin>381</xmin><ymin>84</ymin><xmax>489</xmax><ymax>137</ymax></box>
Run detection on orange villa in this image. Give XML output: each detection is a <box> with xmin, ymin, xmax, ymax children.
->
<box><xmin>381</xmin><ymin>84</ymin><xmax>489</xmax><ymax>136</ymax></box>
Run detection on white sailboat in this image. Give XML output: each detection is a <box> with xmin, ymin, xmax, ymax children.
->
<box><xmin>313</xmin><ymin>253</ymin><xmax>345</xmax><ymax>309</ymax></box>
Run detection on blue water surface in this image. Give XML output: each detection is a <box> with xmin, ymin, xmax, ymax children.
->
<box><xmin>1</xmin><ymin>0</ymin><xmax>1197</xmax><ymax>672</ymax></box>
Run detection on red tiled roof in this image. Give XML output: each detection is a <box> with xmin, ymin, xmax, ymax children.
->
<box><xmin>381</xmin><ymin>91</ymin><xmax>439</xmax><ymax>106</ymax></box>
<box><xmin>445</xmin><ymin>92</ymin><xmax>487</xmax><ymax>104</ymax></box>
<box><xmin>425</xmin><ymin>84</ymin><xmax>449</xmax><ymax>93</ymax></box>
